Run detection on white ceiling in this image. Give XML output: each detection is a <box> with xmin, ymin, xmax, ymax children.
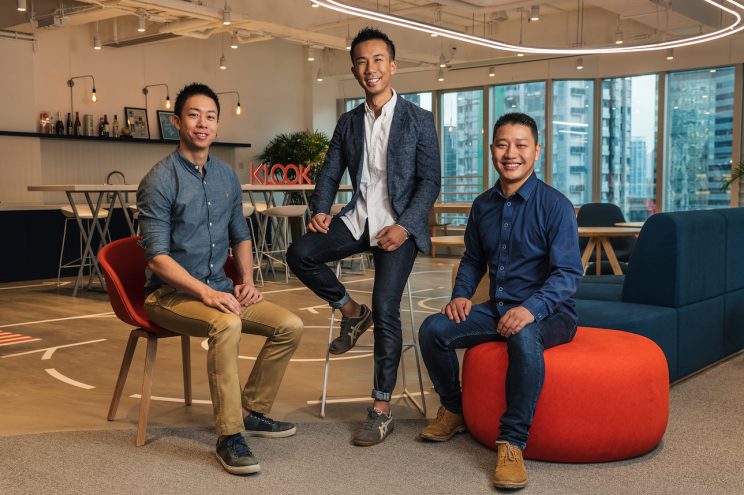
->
<box><xmin>2</xmin><ymin>1</ymin><xmax>739</xmax><ymax>70</ymax></box>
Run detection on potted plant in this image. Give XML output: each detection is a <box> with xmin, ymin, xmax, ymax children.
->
<box><xmin>257</xmin><ymin>129</ymin><xmax>331</xmax><ymax>239</ymax></box>
<box><xmin>721</xmin><ymin>160</ymin><xmax>744</xmax><ymax>193</ymax></box>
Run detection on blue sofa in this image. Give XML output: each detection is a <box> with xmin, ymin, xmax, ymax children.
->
<box><xmin>574</xmin><ymin>208</ymin><xmax>744</xmax><ymax>382</ymax></box>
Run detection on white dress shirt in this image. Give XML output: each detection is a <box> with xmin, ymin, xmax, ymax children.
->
<box><xmin>342</xmin><ymin>91</ymin><xmax>398</xmax><ymax>247</ymax></box>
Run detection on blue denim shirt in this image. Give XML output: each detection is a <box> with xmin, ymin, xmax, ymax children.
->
<box><xmin>452</xmin><ymin>173</ymin><xmax>583</xmax><ymax>322</ymax></box>
<box><xmin>137</xmin><ymin>149</ymin><xmax>250</xmax><ymax>293</ymax></box>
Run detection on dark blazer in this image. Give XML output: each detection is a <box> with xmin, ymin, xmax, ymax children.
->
<box><xmin>311</xmin><ymin>95</ymin><xmax>441</xmax><ymax>253</ymax></box>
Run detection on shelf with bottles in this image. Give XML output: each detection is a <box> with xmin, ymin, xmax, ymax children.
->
<box><xmin>0</xmin><ymin>129</ymin><xmax>251</xmax><ymax>147</ymax></box>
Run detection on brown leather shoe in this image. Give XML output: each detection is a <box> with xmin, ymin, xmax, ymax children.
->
<box><xmin>493</xmin><ymin>441</ymin><xmax>528</xmax><ymax>489</ymax></box>
<box><xmin>419</xmin><ymin>406</ymin><xmax>466</xmax><ymax>441</ymax></box>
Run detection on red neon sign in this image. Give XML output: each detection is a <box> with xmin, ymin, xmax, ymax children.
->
<box><xmin>250</xmin><ymin>163</ymin><xmax>313</xmax><ymax>185</ymax></box>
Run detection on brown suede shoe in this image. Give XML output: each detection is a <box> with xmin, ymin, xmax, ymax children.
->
<box><xmin>493</xmin><ymin>441</ymin><xmax>528</xmax><ymax>489</ymax></box>
<box><xmin>420</xmin><ymin>406</ymin><xmax>467</xmax><ymax>442</ymax></box>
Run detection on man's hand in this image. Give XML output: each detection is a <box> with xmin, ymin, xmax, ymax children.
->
<box><xmin>375</xmin><ymin>225</ymin><xmax>409</xmax><ymax>252</ymax></box>
<box><xmin>442</xmin><ymin>297</ymin><xmax>472</xmax><ymax>324</ymax></box>
<box><xmin>233</xmin><ymin>283</ymin><xmax>263</xmax><ymax>307</ymax></box>
<box><xmin>497</xmin><ymin>306</ymin><xmax>535</xmax><ymax>337</ymax></box>
<box><xmin>201</xmin><ymin>288</ymin><xmax>242</xmax><ymax>315</ymax></box>
<box><xmin>307</xmin><ymin>213</ymin><xmax>332</xmax><ymax>234</ymax></box>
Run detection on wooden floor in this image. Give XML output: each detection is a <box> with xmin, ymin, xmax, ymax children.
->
<box><xmin>0</xmin><ymin>256</ymin><xmax>460</xmax><ymax>436</ymax></box>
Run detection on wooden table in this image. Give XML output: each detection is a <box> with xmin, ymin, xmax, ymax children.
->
<box><xmin>430</xmin><ymin>235</ymin><xmax>465</xmax><ymax>257</ymax></box>
<box><xmin>28</xmin><ymin>184</ymin><xmax>139</xmax><ymax>295</ymax></box>
<box><xmin>578</xmin><ymin>226</ymin><xmax>641</xmax><ymax>276</ymax></box>
<box><xmin>431</xmin><ymin>202</ymin><xmax>472</xmax><ymax>215</ymax></box>
<box><xmin>614</xmin><ymin>221</ymin><xmax>645</xmax><ymax>228</ymax></box>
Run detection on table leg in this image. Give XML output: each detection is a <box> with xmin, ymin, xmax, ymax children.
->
<box><xmin>599</xmin><ymin>237</ymin><xmax>623</xmax><ymax>275</ymax></box>
<box><xmin>580</xmin><ymin>237</ymin><xmax>596</xmax><ymax>273</ymax></box>
<box><xmin>595</xmin><ymin>238</ymin><xmax>603</xmax><ymax>275</ymax></box>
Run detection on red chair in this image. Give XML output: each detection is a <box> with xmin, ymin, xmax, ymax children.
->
<box><xmin>98</xmin><ymin>236</ymin><xmax>241</xmax><ymax>446</ymax></box>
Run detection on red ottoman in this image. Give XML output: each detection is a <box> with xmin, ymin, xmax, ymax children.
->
<box><xmin>461</xmin><ymin>327</ymin><xmax>669</xmax><ymax>462</ymax></box>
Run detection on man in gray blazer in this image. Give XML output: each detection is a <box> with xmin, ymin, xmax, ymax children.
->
<box><xmin>287</xmin><ymin>27</ymin><xmax>440</xmax><ymax>446</ymax></box>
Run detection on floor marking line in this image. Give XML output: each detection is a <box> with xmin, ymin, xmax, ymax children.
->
<box><xmin>45</xmin><ymin>368</ymin><xmax>95</xmax><ymax>389</ymax></box>
<box><xmin>196</xmin><ymin>338</ymin><xmax>374</xmax><ymax>362</ymax></box>
<box><xmin>306</xmin><ymin>391</ymin><xmax>431</xmax><ymax>405</ymax></box>
<box><xmin>0</xmin><ymin>281</ymin><xmax>67</xmax><ymax>291</ymax></box>
<box><xmin>1</xmin><ymin>339</ymin><xmax>106</xmax><ymax>359</ymax></box>
<box><xmin>129</xmin><ymin>394</ymin><xmax>212</xmax><ymax>405</ymax></box>
<box><xmin>0</xmin><ymin>312</ymin><xmax>115</xmax><ymax>330</ymax></box>
<box><xmin>0</xmin><ymin>338</ymin><xmax>41</xmax><ymax>347</ymax></box>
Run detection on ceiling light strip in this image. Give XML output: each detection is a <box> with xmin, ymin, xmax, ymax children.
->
<box><xmin>312</xmin><ymin>0</ymin><xmax>744</xmax><ymax>55</ymax></box>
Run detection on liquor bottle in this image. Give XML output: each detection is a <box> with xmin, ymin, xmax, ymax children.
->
<box><xmin>111</xmin><ymin>115</ymin><xmax>119</xmax><ymax>138</ymax></box>
<box><xmin>103</xmin><ymin>114</ymin><xmax>110</xmax><ymax>137</ymax></box>
<box><xmin>66</xmin><ymin>112</ymin><xmax>73</xmax><ymax>135</ymax></box>
<box><xmin>74</xmin><ymin>112</ymin><xmax>81</xmax><ymax>136</ymax></box>
<box><xmin>98</xmin><ymin>117</ymin><xmax>104</xmax><ymax>137</ymax></box>
<box><xmin>55</xmin><ymin>112</ymin><xmax>65</xmax><ymax>135</ymax></box>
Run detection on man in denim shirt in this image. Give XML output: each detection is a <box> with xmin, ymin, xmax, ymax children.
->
<box><xmin>138</xmin><ymin>83</ymin><xmax>303</xmax><ymax>475</ymax></box>
<box><xmin>417</xmin><ymin>113</ymin><xmax>583</xmax><ymax>490</ymax></box>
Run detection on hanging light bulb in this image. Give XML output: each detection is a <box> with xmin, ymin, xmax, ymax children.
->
<box><xmin>488</xmin><ymin>66</ymin><xmax>496</xmax><ymax>77</ymax></box>
<box><xmin>219</xmin><ymin>54</ymin><xmax>227</xmax><ymax>70</ymax></box>
<box><xmin>222</xmin><ymin>3</ymin><xmax>232</xmax><ymax>26</ymax></box>
<box><xmin>230</xmin><ymin>33</ymin><xmax>239</xmax><ymax>49</ymax></box>
<box><xmin>137</xmin><ymin>10</ymin><xmax>146</xmax><ymax>32</ymax></box>
<box><xmin>91</xmin><ymin>86</ymin><xmax>98</xmax><ymax>102</ymax></box>
<box><xmin>316</xmin><ymin>69</ymin><xmax>324</xmax><ymax>82</ymax></box>
<box><xmin>576</xmin><ymin>58</ymin><xmax>584</xmax><ymax>70</ymax></box>
<box><xmin>165</xmin><ymin>95</ymin><xmax>171</xmax><ymax>109</ymax></box>
<box><xmin>666</xmin><ymin>48</ymin><xmax>674</xmax><ymax>60</ymax></box>
<box><xmin>529</xmin><ymin>5</ymin><xmax>540</xmax><ymax>21</ymax></box>
<box><xmin>439</xmin><ymin>53</ymin><xmax>446</xmax><ymax>68</ymax></box>
<box><xmin>437</xmin><ymin>68</ymin><xmax>445</xmax><ymax>82</ymax></box>
<box><xmin>236</xmin><ymin>101</ymin><xmax>242</xmax><ymax>115</ymax></box>
<box><xmin>307</xmin><ymin>46</ymin><xmax>315</xmax><ymax>61</ymax></box>
<box><xmin>17</xmin><ymin>0</ymin><xmax>27</xmax><ymax>12</ymax></box>
<box><xmin>615</xmin><ymin>26</ymin><xmax>623</xmax><ymax>45</ymax></box>
<box><xmin>94</xmin><ymin>33</ymin><xmax>102</xmax><ymax>50</ymax></box>
<box><xmin>345</xmin><ymin>33</ymin><xmax>352</xmax><ymax>50</ymax></box>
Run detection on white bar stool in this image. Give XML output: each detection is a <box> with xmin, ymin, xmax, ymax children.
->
<box><xmin>259</xmin><ymin>204</ymin><xmax>307</xmax><ymax>283</ymax></box>
<box><xmin>242</xmin><ymin>202</ymin><xmax>264</xmax><ymax>286</ymax></box>
<box><xmin>319</xmin><ymin>263</ymin><xmax>427</xmax><ymax>418</ymax></box>
<box><xmin>57</xmin><ymin>205</ymin><xmax>110</xmax><ymax>287</ymax></box>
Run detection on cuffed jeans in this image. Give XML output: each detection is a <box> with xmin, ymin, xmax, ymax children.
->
<box><xmin>145</xmin><ymin>286</ymin><xmax>304</xmax><ymax>436</ymax></box>
<box><xmin>286</xmin><ymin>217</ymin><xmax>417</xmax><ymax>401</ymax></box>
<box><xmin>418</xmin><ymin>304</ymin><xmax>576</xmax><ymax>450</ymax></box>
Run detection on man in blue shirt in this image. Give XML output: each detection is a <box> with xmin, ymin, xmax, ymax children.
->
<box><xmin>138</xmin><ymin>83</ymin><xmax>303</xmax><ymax>475</ymax></box>
<box><xmin>418</xmin><ymin>113</ymin><xmax>583</xmax><ymax>490</ymax></box>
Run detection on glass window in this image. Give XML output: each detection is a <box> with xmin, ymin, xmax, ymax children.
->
<box><xmin>600</xmin><ymin>75</ymin><xmax>658</xmax><ymax>221</ymax></box>
<box><xmin>664</xmin><ymin>67</ymin><xmax>734</xmax><ymax>211</ymax></box>
<box><xmin>552</xmin><ymin>80</ymin><xmax>594</xmax><ymax>206</ymax></box>
<box><xmin>489</xmin><ymin>82</ymin><xmax>546</xmax><ymax>182</ymax></box>
<box><xmin>440</xmin><ymin>89</ymin><xmax>484</xmax><ymax>226</ymax></box>
<box><xmin>401</xmin><ymin>92</ymin><xmax>433</xmax><ymax>111</ymax></box>
<box><xmin>344</xmin><ymin>97</ymin><xmax>364</xmax><ymax>112</ymax></box>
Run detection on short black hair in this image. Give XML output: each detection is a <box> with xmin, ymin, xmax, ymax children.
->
<box><xmin>493</xmin><ymin>112</ymin><xmax>539</xmax><ymax>144</ymax></box>
<box><xmin>174</xmin><ymin>83</ymin><xmax>220</xmax><ymax>119</ymax></box>
<box><xmin>350</xmin><ymin>27</ymin><xmax>395</xmax><ymax>62</ymax></box>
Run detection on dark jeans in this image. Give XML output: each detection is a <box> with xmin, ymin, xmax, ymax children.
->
<box><xmin>418</xmin><ymin>304</ymin><xmax>576</xmax><ymax>450</ymax></box>
<box><xmin>286</xmin><ymin>218</ymin><xmax>417</xmax><ymax>401</ymax></box>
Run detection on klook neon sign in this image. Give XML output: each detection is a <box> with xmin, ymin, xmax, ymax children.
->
<box><xmin>250</xmin><ymin>163</ymin><xmax>314</xmax><ymax>185</ymax></box>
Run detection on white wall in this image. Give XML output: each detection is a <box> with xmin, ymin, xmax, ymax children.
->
<box><xmin>0</xmin><ymin>24</ymin><xmax>316</xmax><ymax>205</ymax></box>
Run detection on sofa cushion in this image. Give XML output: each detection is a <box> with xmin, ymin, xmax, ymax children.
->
<box><xmin>576</xmin><ymin>299</ymin><xmax>678</xmax><ymax>380</ymax></box>
<box><xmin>724</xmin><ymin>288</ymin><xmax>744</xmax><ymax>356</ymax></box>
<box><xmin>676</xmin><ymin>297</ymin><xmax>724</xmax><ymax>378</ymax></box>
<box><xmin>714</xmin><ymin>207</ymin><xmax>744</xmax><ymax>292</ymax></box>
<box><xmin>574</xmin><ymin>282</ymin><xmax>623</xmax><ymax>301</ymax></box>
<box><xmin>622</xmin><ymin>210</ymin><xmax>725</xmax><ymax>308</ymax></box>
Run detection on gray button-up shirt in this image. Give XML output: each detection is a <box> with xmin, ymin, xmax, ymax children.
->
<box><xmin>137</xmin><ymin>149</ymin><xmax>250</xmax><ymax>293</ymax></box>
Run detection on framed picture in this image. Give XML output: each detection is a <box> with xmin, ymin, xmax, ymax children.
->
<box><xmin>124</xmin><ymin>107</ymin><xmax>149</xmax><ymax>139</ymax></box>
<box><xmin>157</xmin><ymin>110</ymin><xmax>179</xmax><ymax>141</ymax></box>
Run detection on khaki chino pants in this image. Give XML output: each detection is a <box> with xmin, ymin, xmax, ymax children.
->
<box><xmin>145</xmin><ymin>286</ymin><xmax>303</xmax><ymax>436</ymax></box>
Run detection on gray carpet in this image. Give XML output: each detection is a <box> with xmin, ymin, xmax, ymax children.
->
<box><xmin>3</xmin><ymin>353</ymin><xmax>744</xmax><ymax>495</ymax></box>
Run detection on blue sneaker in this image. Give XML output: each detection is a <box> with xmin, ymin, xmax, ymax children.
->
<box><xmin>215</xmin><ymin>433</ymin><xmax>260</xmax><ymax>475</ymax></box>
